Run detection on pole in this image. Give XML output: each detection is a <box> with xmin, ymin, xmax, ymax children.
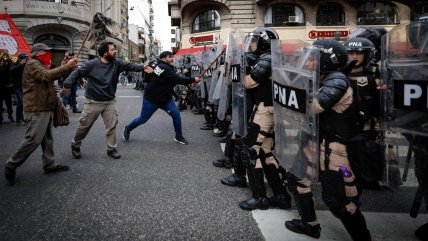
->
<box><xmin>75</xmin><ymin>20</ymin><xmax>95</xmax><ymax>59</ymax></box>
<box><xmin>198</xmin><ymin>49</ymin><xmax>225</xmax><ymax>79</ymax></box>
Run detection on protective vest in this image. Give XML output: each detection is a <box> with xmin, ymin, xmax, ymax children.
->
<box><xmin>247</xmin><ymin>53</ymin><xmax>273</xmax><ymax>106</ymax></box>
<box><xmin>319</xmin><ymin>72</ymin><xmax>360</xmax><ymax>142</ymax></box>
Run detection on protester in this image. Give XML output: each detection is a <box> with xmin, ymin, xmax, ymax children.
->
<box><xmin>122</xmin><ymin>51</ymin><xmax>200</xmax><ymax>145</ymax></box>
<box><xmin>9</xmin><ymin>52</ymin><xmax>28</xmax><ymax>125</ymax></box>
<box><xmin>63</xmin><ymin>41</ymin><xmax>152</xmax><ymax>159</ymax></box>
<box><xmin>61</xmin><ymin>51</ymin><xmax>81</xmax><ymax>113</ymax></box>
<box><xmin>0</xmin><ymin>52</ymin><xmax>14</xmax><ymax>123</ymax></box>
<box><xmin>4</xmin><ymin>43</ymin><xmax>78</xmax><ymax>185</ymax></box>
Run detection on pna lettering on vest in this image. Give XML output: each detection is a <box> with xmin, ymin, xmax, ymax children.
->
<box><xmin>273</xmin><ymin>81</ymin><xmax>306</xmax><ymax>114</ymax></box>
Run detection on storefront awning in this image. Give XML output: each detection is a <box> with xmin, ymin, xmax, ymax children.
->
<box><xmin>174</xmin><ymin>45</ymin><xmax>227</xmax><ymax>57</ymax></box>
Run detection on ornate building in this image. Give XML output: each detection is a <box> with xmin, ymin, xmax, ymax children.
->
<box><xmin>169</xmin><ymin>0</ymin><xmax>426</xmax><ymax>54</ymax></box>
<box><xmin>0</xmin><ymin>0</ymin><xmax>129</xmax><ymax>66</ymax></box>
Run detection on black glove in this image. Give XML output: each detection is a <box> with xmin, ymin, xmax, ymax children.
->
<box><xmin>245</xmin><ymin>52</ymin><xmax>259</xmax><ymax>66</ymax></box>
<box><xmin>245</xmin><ymin>66</ymin><xmax>252</xmax><ymax>75</ymax></box>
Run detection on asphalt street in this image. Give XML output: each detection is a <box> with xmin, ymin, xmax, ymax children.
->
<box><xmin>0</xmin><ymin>85</ymin><xmax>426</xmax><ymax>241</ymax></box>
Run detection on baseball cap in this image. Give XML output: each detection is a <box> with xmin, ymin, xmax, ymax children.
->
<box><xmin>31</xmin><ymin>43</ymin><xmax>52</xmax><ymax>54</ymax></box>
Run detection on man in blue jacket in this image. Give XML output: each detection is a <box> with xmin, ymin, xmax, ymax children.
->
<box><xmin>123</xmin><ymin>51</ymin><xmax>200</xmax><ymax>145</ymax></box>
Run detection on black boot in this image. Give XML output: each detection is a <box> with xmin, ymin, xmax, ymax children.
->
<box><xmin>416</xmin><ymin>223</ymin><xmax>428</xmax><ymax>241</ymax></box>
<box><xmin>221</xmin><ymin>173</ymin><xmax>247</xmax><ymax>187</ymax></box>
<box><xmin>285</xmin><ymin>192</ymin><xmax>320</xmax><ymax>238</ymax></box>
<box><xmin>239</xmin><ymin>168</ymin><xmax>269</xmax><ymax>210</ymax></box>
<box><xmin>213</xmin><ymin>134</ymin><xmax>234</xmax><ymax>168</ymax></box>
<box><xmin>221</xmin><ymin>139</ymin><xmax>247</xmax><ymax>186</ymax></box>
<box><xmin>263</xmin><ymin>163</ymin><xmax>291</xmax><ymax>209</ymax></box>
<box><xmin>200</xmin><ymin>110</ymin><xmax>213</xmax><ymax>130</ymax></box>
<box><xmin>285</xmin><ymin>219</ymin><xmax>321</xmax><ymax>239</ymax></box>
<box><xmin>338</xmin><ymin>209</ymin><xmax>371</xmax><ymax>241</ymax></box>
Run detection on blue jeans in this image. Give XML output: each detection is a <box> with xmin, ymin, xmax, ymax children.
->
<box><xmin>62</xmin><ymin>84</ymin><xmax>78</xmax><ymax>110</ymax></box>
<box><xmin>127</xmin><ymin>98</ymin><xmax>183</xmax><ymax>138</ymax></box>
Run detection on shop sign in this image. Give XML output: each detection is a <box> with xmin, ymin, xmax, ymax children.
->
<box><xmin>189</xmin><ymin>35</ymin><xmax>214</xmax><ymax>44</ymax></box>
<box><xmin>308</xmin><ymin>30</ymin><xmax>349</xmax><ymax>39</ymax></box>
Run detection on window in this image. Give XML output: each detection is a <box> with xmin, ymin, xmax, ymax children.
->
<box><xmin>192</xmin><ymin>10</ymin><xmax>220</xmax><ymax>33</ymax></box>
<box><xmin>357</xmin><ymin>1</ymin><xmax>398</xmax><ymax>25</ymax></box>
<box><xmin>171</xmin><ymin>38</ymin><xmax>176</xmax><ymax>43</ymax></box>
<box><xmin>411</xmin><ymin>0</ymin><xmax>428</xmax><ymax>20</ymax></box>
<box><xmin>264</xmin><ymin>3</ymin><xmax>304</xmax><ymax>26</ymax></box>
<box><xmin>316</xmin><ymin>3</ymin><xmax>345</xmax><ymax>26</ymax></box>
<box><xmin>171</xmin><ymin>29</ymin><xmax>176</xmax><ymax>34</ymax></box>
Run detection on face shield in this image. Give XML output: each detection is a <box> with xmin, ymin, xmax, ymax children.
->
<box><xmin>244</xmin><ymin>33</ymin><xmax>261</xmax><ymax>54</ymax></box>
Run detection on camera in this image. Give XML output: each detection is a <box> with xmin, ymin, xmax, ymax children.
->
<box><xmin>69</xmin><ymin>52</ymin><xmax>75</xmax><ymax>57</ymax></box>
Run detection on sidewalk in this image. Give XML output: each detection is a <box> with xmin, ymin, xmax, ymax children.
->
<box><xmin>219</xmin><ymin>142</ymin><xmax>427</xmax><ymax>241</ymax></box>
<box><xmin>254</xmin><ymin>209</ymin><xmax>427</xmax><ymax>241</ymax></box>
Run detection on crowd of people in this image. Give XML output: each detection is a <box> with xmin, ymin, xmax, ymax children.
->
<box><xmin>2</xmin><ymin>16</ymin><xmax>427</xmax><ymax>241</ymax></box>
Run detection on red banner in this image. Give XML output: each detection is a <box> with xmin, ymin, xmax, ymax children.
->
<box><xmin>0</xmin><ymin>13</ymin><xmax>31</xmax><ymax>57</ymax></box>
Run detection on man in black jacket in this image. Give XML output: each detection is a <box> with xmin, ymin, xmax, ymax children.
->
<box><xmin>123</xmin><ymin>51</ymin><xmax>200</xmax><ymax>144</ymax></box>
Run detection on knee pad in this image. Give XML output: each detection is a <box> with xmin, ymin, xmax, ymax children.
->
<box><xmin>244</xmin><ymin>122</ymin><xmax>261</xmax><ymax>146</ymax></box>
<box><xmin>241</xmin><ymin>145</ymin><xmax>257</xmax><ymax>169</ymax></box>
<box><xmin>319</xmin><ymin>170</ymin><xmax>349</xmax><ymax>218</ymax></box>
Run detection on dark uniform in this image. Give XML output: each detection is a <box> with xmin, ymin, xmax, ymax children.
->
<box><xmin>285</xmin><ymin>40</ymin><xmax>372</xmax><ymax>241</ymax></box>
<box><xmin>239</xmin><ymin>28</ymin><xmax>291</xmax><ymax>211</ymax></box>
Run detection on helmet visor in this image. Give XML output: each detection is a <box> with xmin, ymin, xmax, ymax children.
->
<box><xmin>244</xmin><ymin>33</ymin><xmax>261</xmax><ymax>53</ymax></box>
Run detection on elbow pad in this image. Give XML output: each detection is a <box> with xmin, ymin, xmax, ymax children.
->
<box><xmin>318</xmin><ymin>78</ymin><xmax>349</xmax><ymax>110</ymax></box>
<box><xmin>249</xmin><ymin>57</ymin><xmax>271</xmax><ymax>83</ymax></box>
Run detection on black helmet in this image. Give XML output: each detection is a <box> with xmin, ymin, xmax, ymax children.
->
<box><xmin>348</xmin><ymin>27</ymin><xmax>387</xmax><ymax>51</ymax></box>
<box><xmin>245</xmin><ymin>27</ymin><xmax>279</xmax><ymax>54</ymax></box>
<box><xmin>343</xmin><ymin>37</ymin><xmax>375</xmax><ymax>68</ymax></box>
<box><xmin>313</xmin><ymin>39</ymin><xmax>348</xmax><ymax>73</ymax></box>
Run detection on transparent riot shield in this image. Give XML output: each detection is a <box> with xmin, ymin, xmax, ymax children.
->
<box><xmin>208</xmin><ymin>41</ymin><xmax>225</xmax><ymax>104</ymax></box>
<box><xmin>272</xmin><ymin>39</ymin><xmax>320</xmax><ymax>181</ymax></box>
<box><xmin>230</xmin><ymin>30</ymin><xmax>247</xmax><ymax>136</ymax></box>
<box><xmin>215</xmin><ymin>34</ymin><xmax>233</xmax><ymax>120</ymax></box>
<box><xmin>200</xmin><ymin>50</ymin><xmax>210</xmax><ymax>99</ymax></box>
<box><xmin>381</xmin><ymin>22</ymin><xmax>428</xmax><ymax>192</ymax></box>
<box><xmin>384</xmin><ymin>22</ymin><xmax>428</xmax><ymax>137</ymax></box>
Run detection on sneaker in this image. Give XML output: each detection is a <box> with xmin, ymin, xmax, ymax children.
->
<box><xmin>107</xmin><ymin>149</ymin><xmax>121</xmax><ymax>159</ymax></box>
<box><xmin>5</xmin><ymin>166</ymin><xmax>16</xmax><ymax>185</ymax></box>
<box><xmin>71</xmin><ymin>145</ymin><xmax>81</xmax><ymax>159</ymax></box>
<box><xmin>123</xmin><ymin>126</ymin><xmax>130</xmax><ymax>141</ymax></box>
<box><xmin>44</xmin><ymin>164</ymin><xmax>70</xmax><ymax>174</ymax></box>
<box><xmin>174</xmin><ymin>136</ymin><xmax>188</xmax><ymax>145</ymax></box>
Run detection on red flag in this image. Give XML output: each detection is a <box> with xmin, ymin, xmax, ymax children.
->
<box><xmin>0</xmin><ymin>13</ymin><xmax>31</xmax><ymax>57</ymax></box>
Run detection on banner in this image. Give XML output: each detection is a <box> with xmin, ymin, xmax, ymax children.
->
<box><xmin>0</xmin><ymin>13</ymin><xmax>31</xmax><ymax>56</ymax></box>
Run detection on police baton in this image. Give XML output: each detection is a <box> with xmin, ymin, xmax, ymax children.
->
<box><xmin>198</xmin><ymin>49</ymin><xmax>225</xmax><ymax>79</ymax></box>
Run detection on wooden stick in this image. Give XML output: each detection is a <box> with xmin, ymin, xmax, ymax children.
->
<box><xmin>198</xmin><ymin>49</ymin><xmax>225</xmax><ymax>79</ymax></box>
<box><xmin>75</xmin><ymin>20</ymin><xmax>95</xmax><ymax>59</ymax></box>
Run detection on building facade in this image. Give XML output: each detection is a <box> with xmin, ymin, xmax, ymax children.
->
<box><xmin>169</xmin><ymin>0</ymin><xmax>427</xmax><ymax>52</ymax></box>
<box><xmin>0</xmin><ymin>0</ymin><xmax>129</xmax><ymax>66</ymax></box>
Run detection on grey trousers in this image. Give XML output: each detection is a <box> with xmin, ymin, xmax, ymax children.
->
<box><xmin>71</xmin><ymin>98</ymin><xmax>118</xmax><ymax>152</ymax></box>
<box><xmin>6</xmin><ymin>111</ymin><xmax>56</xmax><ymax>169</ymax></box>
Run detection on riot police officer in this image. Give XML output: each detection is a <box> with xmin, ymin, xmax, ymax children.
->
<box><xmin>239</xmin><ymin>27</ymin><xmax>291</xmax><ymax>210</ymax></box>
<box><xmin>285</xmin><ymin>39</ymin><xmax>372</xmax><ymax>240</ymax></box>
<box><xmin>343</xmin><ymin>37</ymin><xmax>394</xmax><ymax>188</ymax></box>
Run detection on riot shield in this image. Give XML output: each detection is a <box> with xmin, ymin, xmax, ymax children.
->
<box><xmin>200</xmin><ymin>50</ymin><xmax>211</xmax><ymax>99</ymax></box>
<box><xmin>230</xmin><ymin>30</ymin><xmax>247</xmax><ymax>136</ymax></box>
<box><xmin>215</xmin><ymin>34</ymin><xmax>233</xmax><ymax>120</ymax></box>
<box><xmin>383</xmin><ymin>21</ymin><xmax>428</xmax><ymax>137</ymax></box>
<box><xmin>271</xmin><ymin>39</ymin><xmax>320</xmax><ymax>181</ymax></box>
<box><xmin>208</xmin><ymin>41</ymin><xmax>225</xmax><ymax>104</ymax></box>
